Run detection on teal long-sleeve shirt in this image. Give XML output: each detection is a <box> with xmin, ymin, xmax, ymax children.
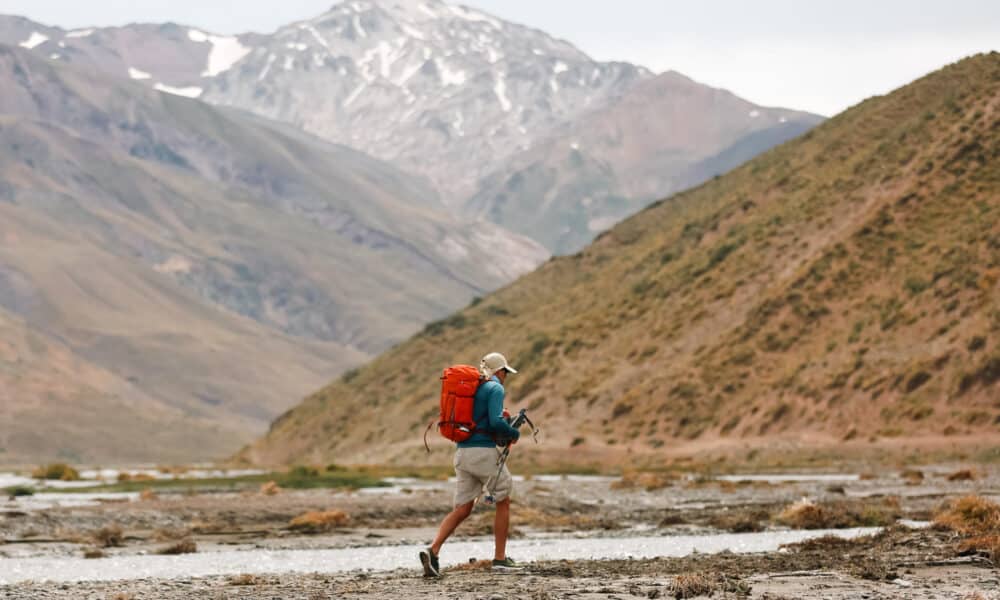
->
<box><xmin>457</xmin><ymin>375</ymin><xmax>520</xmax><ymax>448</ymax></box>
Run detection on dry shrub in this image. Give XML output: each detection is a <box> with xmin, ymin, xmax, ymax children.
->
<box><xmin>777</xmin><ymin>498</ymin><xmax>898</xmax><ymax>529</ymax></box>
<box><xmin>781</xmin><ymin>534</ymin><xmax>858</xmax><ymax>552</ymax></box>
<box><xmin>958</xmin><ymin>535</ymin><xmax>1000</xmax><ymax>565</ymax></box>
<box><xmin>229</xmin><ymin>574</ymin><xmax>262</xmax><ymax>586</ymax></box>
<box><xmin>446</xmin><ymin>559</ymin><xmax>492</xmax><ymax>572</ymax></box>
<box><xmin>31</xmin><ymin>463</ymin><xmax>80</xmax><ymax>481</ymax></box>
<box><xmin>670</xmin><ymin>573</ymin><xmax>716</xmax><ymax>599</ymax></box>
<box><xmin>611</xmin><ymin>470</ymin><xmax>676</xmax><ymax>491</ymax></box>
<box><xmin>260</xmin><ymin>481</ymin><xmax>282</xmax><ymax>496</ymax></box>
<box><xmin>710</xmin><ymin>509</ymin><xmax>769</xmax><ymax>533</ymax></box>
<box><xmin>288</xmin><ymin>509</ymin><xmax>349</xmax><ymax>533</ymax></box>
<box><xmin>717</xmin><ymin>480</ymin><xmax>738</xmax><ymax>494</ymax></box>
<box><xmin>948</xmin><ymin>469</ymin><xmax>978</xmax><ymax>481</ymax></box>
<box><xmin>83</xmin><ymin>548</ymin><xmax>107</xmax><ymax>559</ymax></box>
<box><xmin>900</xmin><ymin>469</ymin><xmax>924</xmax><ymax>485</ymax></box>
<box><xmin>93</xmin><ymin>525</ymin><xmax>124</xmax><ymax>548</ymax></box>
<box><xmin>110</xmin><ymin>594</ymin><xmax>133</xmax><ymax>600</ymax></box>
<box><xmin>139</xmin><ymin>489</ymin><xmax>158</xmax><ymax>502</ymax></box>
<box><xmin>778</xmin><ymin>499</ymin><xmax>827</xmax><ymax>529</ymax></box>
<box><xmin>190</xmin><ymin>520</ymin><xmax>228</xmax><ymax>534</ymax></box>
<box><xmin>934</xmin><ymin>496</ymin><xmax>1000</xmax><ymax>536</ymax></box>
<box><xmin>512</xmin><ymin>505</ymin><xmax>619</xmax><ymax>532</ymax></box>
<box><xmin>659</xmin><ymin>513</ymin><xmax>688</xmax><ymax>527</ymax></box>
<box><xmin>156</xmin><ymin>539</ymin><xmax>197</xmax><ymax>555</ymax></box>
<box><xmin>153</xmin><ymin>527</ymin><xmax>191</xmax><ymax>541</ymax></box>
<box><xmin>859</xmin><ymin>472</ymin><xmax>876</xmax><ymax>481</ymax></box>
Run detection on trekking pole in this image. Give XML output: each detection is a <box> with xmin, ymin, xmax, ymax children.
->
<box><xmin>484</xmin><ymin>409</ymin><xmax>539</xmax><ymax>505</ymax></box>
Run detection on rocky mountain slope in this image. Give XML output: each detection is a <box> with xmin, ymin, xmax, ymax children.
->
<box><xmin>243</xmin><ymin>53</ymin><xmax>1000</xmax><ymax>468</ymax></box>
<box><xmin>0</xmin><ymin>45</ymin><xmax>545</xmax><ymax>464</ymax></box>
<box><xmin>468</xmin><ymin>71</ymin><xmax>822</xmax><ymax>253</ymax></box>
<box><xmin>1</xmin><ymin>1</ymin><xmax>821</xmax><ymax>254</ymax></box>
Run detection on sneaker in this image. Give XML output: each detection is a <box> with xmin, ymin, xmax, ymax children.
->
<box><xmin>419</xmin><ymin>548</ymin><xmax>440</xmax><ymax>578</ymax></box>
<box><xmin>491</xmin><ymin>557</ymin><xmax>524</xmax><ymax>572</ymax></box>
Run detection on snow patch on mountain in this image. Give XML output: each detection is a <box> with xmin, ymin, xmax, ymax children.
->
<box><xmin>188</xmin><ymin>29</ymin><xmax>253</xmax><ymax>77</ymax></box>
<box><xmin>494</xmin><ymin>75</ymin><xmax>512</xmax><ymax>112</ymax></box>
<box><xmin>128</xmin><ymin>67</ymin><xmax>152</xmax><ymax>80</ymax></box>
<box><xmin>65</xmin><ymin>29</ymin><xmax>95</xmax><ymax>38</ymax></box>
<box><xmin>154</xmin><ymin>83</ymin><xmax>204</xmax><ymax>98</ymax></box>
<box><xmin>19</xmin><ymin>32</ymin><xmax>48</xmax><ymax>49</ymax></box>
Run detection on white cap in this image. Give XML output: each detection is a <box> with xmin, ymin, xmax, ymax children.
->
<box><xmin>481</xmin><ymin>352</ymin><xmax>517</xmax><ymax>377</ymax></box>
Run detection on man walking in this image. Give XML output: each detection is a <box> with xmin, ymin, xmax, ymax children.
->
<box><xmin>420</xmin><ymin>352</ymin><xmax>522</xmax><ymax>577</ymax></box>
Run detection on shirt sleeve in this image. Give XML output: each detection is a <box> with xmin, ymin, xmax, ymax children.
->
<box><xmin>484</xmin><ymin>382</ymin><xmax>520</xmax><ymax>438</ymax></box>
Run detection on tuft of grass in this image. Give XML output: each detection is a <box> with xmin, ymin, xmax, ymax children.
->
<box><xmin>229</xmin><ymin>574</ymin><xmax>263</xmax><ymax>586</ymax></box>
<box><xmin>957</xmin><ymin>535</ymin><xmax>1000</xmax><ymax>566</ymax></box>
<box><xmin>156</xmin><ymin>539</ymin><xmax>197</xmax><ymax>555</ymax></box>
<box><xmin>611</xmin><ymin>470</ymin><xmax>677</xmax><ymax>491</ymax></box>
<box><xmin>933</xmin><ymin>496</ymin><xmax>1000</xmax><ymax>536</ymax></box>
<box><xmin>82</xmin><ymin>548</ymin><xmax>107</xmax><ymax>559</ymax></box>
<box><xmin>948</xmin><ymin>469</ymin><xmax>977</xmax><ymax>481</ymax></box>
<box><xmin>777</xmin><ymin>498</ymin><xmax>899</xmax><ymax>529</ymax></box>
<box><xmin>92</xmin><ymin>525</ymin><xmax>124</xmax><ymax>548</ymax></box>
<box><xmin>32</xmin><ymin>463</ymin><xmax>79</xmax><ymax>481</ymax></box>
<box><xmin>901</xmin><ymin>469</ymin><xmax>925</xmax><ymax>485</ymax></box>
<box><xmin>4</xmin><ymin>485</ymin><xmax>34</xmax><ymax>497</ymax></box>
<box><xmin>260</xmin><ymin>481</ymin><xmax>281</xmax><ymax>495</ymax></box>
<box><xmin>670</xmin><ymin>573</ymin><xmax>716</xmax><ymax>599</ymax></box>
<box><xmin>446</xmin><ymin>559</ymin><xmax>493</xmax><ymax>573</ymax></box>
<box><xmin>288</xmin><ymin>509</ymin><xmax>349</xmax><ymax>533</ymax></box>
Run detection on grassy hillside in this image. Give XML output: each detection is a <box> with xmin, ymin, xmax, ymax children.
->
<box><xmin>243</xmin><ymin>53</ymin><xmax>1000</xmax><ymax>468</ymax></box>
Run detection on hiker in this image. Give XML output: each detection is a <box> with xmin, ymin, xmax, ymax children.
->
<box><xmin>420</xmin><ymin>352</ymin><xmax>523</xmax><ymax>576</ymax></box>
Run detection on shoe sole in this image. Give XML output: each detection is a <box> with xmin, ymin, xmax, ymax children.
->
<box><xmin>419</xmin><ymin>551</ymin><xmax>440</xmax><ymax>578</ymax></box>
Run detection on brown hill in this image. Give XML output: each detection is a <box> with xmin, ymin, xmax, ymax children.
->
<box><xmin>0</xmin><ymin>45</ymin><xmax>545</xmax><ymax>464</ymax></box>
<box><xmin>242</xmin><ymin>53</ymin><xmax>1000</xmax><ymax>469</ymax></box>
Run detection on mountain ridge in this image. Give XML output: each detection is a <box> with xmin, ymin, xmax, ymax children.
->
<box><xmin>241</xmin><ymin>52</ymin><xmax>1000</xmax><ymax>468</ymax></box>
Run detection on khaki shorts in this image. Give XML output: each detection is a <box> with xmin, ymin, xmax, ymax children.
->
<box><xmin>453</xmin><ymin>447</ymin><xmax>513</xmax><ymax>506</ymax></box>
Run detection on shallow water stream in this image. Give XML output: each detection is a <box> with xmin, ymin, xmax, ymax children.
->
<box><xmin>0</xmin><ymin>528</ymin><xmax>878</xmax><ymax>585</ymax></box>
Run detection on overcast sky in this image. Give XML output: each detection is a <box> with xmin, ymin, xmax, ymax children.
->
<box><xmin>2</xmin><ymin>0</ymin><xmax>997</xmax><ymax>115</ymax></box>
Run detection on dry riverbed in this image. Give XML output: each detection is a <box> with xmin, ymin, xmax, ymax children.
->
<box><xmin>2</xmin><ymin>465</ymin><xmax>999</xmax><ymax>598</ymax></box>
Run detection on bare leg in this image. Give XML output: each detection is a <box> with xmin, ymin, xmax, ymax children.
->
<box><xmin>494</xmin><ymin>497</ymin><xmax>510</xmax><ymax>560</ymax></box>
<box><xmin>430</xmin><ymin>501</ymin><xmax>474</xmax><ymax>555</ymax></box>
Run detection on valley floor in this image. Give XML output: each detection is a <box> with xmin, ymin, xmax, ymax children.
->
<box><xmin>1</xmin><ymin>465</ymin><xmax>998</xmax><ymax>598</ymax></box>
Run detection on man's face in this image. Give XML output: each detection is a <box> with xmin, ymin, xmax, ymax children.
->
<box><xmin>496</xmin><ymin>368</ymin><xmax>508</xmax><ymax>383</ymax></box>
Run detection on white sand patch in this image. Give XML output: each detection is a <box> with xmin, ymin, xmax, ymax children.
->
<box><xmin>153</xmin><ymin>83</ymin><xmax>203</xmax><ymax>98</ymax></box>
<box><xmin>19</xmin><ymin>32</ymin><xmax>48</xmax><ymax>49</ymax></box>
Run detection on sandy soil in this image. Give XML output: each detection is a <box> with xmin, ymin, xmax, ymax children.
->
<box><xmin>2</xmin><ymin>465</ymin><xmax>998</xmax><ymax>598</ymax></box>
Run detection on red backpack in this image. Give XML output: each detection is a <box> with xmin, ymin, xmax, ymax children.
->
<box><xmin>424</xmin><ymin>365</ymin><xmax>484</xmax><ymax>450</ymax></box>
